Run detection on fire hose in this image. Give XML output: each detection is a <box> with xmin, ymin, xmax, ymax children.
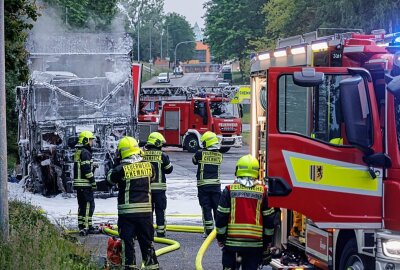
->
<box><xmin>65</xmin><ymin>219</ymin><xmax>215</xmax><ymax>269</ymax></box>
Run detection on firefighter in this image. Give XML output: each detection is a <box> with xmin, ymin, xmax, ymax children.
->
<box><xmin>142</xmin><ymin>132</ymin><xmax>173</xmax><ymax>237</ymax></box>
<box><xmin>216</xmin><ymin>154</ymin><xmax>275</xmax><ymax>270</ymax></box>
<box><xmin>73</xmin><ymin>130</ymin><xmax>96</xmax><ymax>235</ymax></box>
<box><xmin>192</xmin><ymin>131</ymin><xmax>223</xmax><ymax>236</ymax></box>
<box><xmin>107</xmin><ymin>136</ymin><xmax>159</xmax><ymax>270</ymax></box>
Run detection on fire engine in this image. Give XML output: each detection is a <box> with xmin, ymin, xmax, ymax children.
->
<box><xmin>136</xmin><ymin>85</ymin><xmax>244</xmax><ymax>153</ymax></box>
<box><xmin>250</xmin><ymin>29</ymin><xmax>400</xmax><ymax>269</ymax></box>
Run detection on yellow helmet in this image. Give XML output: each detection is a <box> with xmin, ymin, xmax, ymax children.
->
<box><xmin>78</xmin><ymin>130</ymin><xmax>95</xmax><ymax>145</ymax></box>
<box><xmin>201</xmin><ymin>131</ymin><xmax>219</xmax><ymax>148</ymax></box>
<box><xmin>235</xmin><ymin>154</ymin><xmax>259</xmax><ymax>179</ymax></box>
<box><xmin>147</xmin><ymin>132</ymin><xmax>166</xmax><ymax>147</ymax></box>
<box><xmin>118</xmin><ymin>136</ymin><xmax>141</xmax><ymax>159</ymax></box>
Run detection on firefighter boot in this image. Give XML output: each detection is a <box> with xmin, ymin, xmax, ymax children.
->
<box><xmin>143</xmin><ymin>247</ymin><xmax>159</xmax><ymax>270</ymax></box>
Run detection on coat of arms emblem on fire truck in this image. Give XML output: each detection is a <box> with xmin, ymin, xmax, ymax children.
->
<box><xmin>310</xmin><ymin>165</ymin><xmax>323</xmax><ymax>182</ymax></box>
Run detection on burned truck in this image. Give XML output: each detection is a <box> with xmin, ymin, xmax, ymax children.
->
<box><xmin>16</xmin><ymin>33</ymin><xmax>136</xmax><ymax>195</ymax></box>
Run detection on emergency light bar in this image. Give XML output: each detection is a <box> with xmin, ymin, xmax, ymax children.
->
<box><xmin>274</xmin><ymin>48</ymin><xmax>287</xmax><ymax>58</ymax></box>
<box><xmin>258</xmin><ymin>52</ymin><xmax>270</xmax><ymax>60</ymax></box>
<box><xmin>290</xmin><ymin>44</ymin><xmax>307</xmax><ymax>55</ymax></box>
<box><xmin>311</xmin><ymin>40</ymin><xmax>328</xmax><ymax>51</ymax></box>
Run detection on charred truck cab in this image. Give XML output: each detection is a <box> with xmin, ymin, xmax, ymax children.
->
<box><xmin>17</xmin><ymin>33</ymin><xmax>136</xmax><ymax>195</ymax></box>
<box><xmin>138</xmin><ymin>86</ymin><xmax>243</xmax><ymax>153</ymax></box>
<box><xmin>250</xmin><ymin>30</ymin><xmax>400</xmax><ymax>269</ymax></box>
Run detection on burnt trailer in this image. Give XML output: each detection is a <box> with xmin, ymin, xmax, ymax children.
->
<box><xmin>16</xmin><ymin>33</ymin><xmax>136</xmax><ymax>196</ymax></box>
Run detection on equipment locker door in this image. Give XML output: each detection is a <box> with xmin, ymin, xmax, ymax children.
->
<box><xmin>266</xmin><ymin>66</ymin><xmax>383</xmax><ymax>229</ymax></box>
<box><xmin>164</xmin><ymin>107</ymin><xmax>180</xmax><ymax>145</ymax></box>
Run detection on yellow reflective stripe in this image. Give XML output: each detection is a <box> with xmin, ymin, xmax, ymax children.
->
<box><xmin>81</xmin><ymin>160</ymin><xmax>91</xmax><ymax>165</ymax></box>
<box><xmin>151</xmin><ymin>183</ymin><xmax>167</xmax><ymax>190</ymax></box>
<box><xmin>283</xmin><ymin>150</ymin><xmax>382</xmax><ymax>196</ymax></box>
<box><xmin>263</xmin><ymin>208</ymin><xmax>275</xmax><ymax>216</ymax></box>
<box><xmin>164</xmin><ymin>163</ymin><xmax>172</xmax><ymax>169</ymax></box>
<box><xmin>228</xmin><ymin>223</ymin><xmax>263</xmax><ymax>230</ymax></box>
<box><xmin>85</xmin><ymin>202</ymin><xmax>90</xmax><ymax>229</ymax></box>
<box><xmin>85</xmin><ymin>172</ymin><xmax>94</xmax><ymax>178</ymax></box>
<box><xmin>217</xmin><ymin>226</ymin><xmax>227</xmax><ymax>234</ymax></box>
<box><xmin>264</xmin><ymin>228</ymin><xmax>274</xmax><ymax>235</ymax></box>
<box><xmin>217</xmin><ymin>206</ymin><xmax>230</xmax><ymax>213</ymax></box>
<box><xmin>256</xmin><ymin>200</ymin><xmax>261</xmax><ymax>226</ymax></box>
<box><xmin>125</xmin><ymin>180</ymin><xmax>130</xmax><ymax>204</ymax></box>
<box><xmin>225</xmin><ymin>240</ymin><xmax>263</xmax><ymax>247</ymax></box>
<box><xmin>231</xmin><ymin>198</ymin><xmax>236</xmax><ymax>224</ymax></box>
<box><xmin>119</xmin><ymin>202</ymin><xmax>151</xmax><ymax>208</ymax></box>
<box><xmin>197</xmin><ymin>179</ymin><xmax>220</xmax><ymax>186</ymax></box>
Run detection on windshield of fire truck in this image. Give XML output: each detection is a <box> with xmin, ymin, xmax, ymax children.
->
<box><xmin>278</xmin><ymin>74</ymin><xmax>361</xmax><ymax>144</ymax></box>
<box><xmin>210</xmin><ymin>101</ymin><xmax>239</xmax><ymax>118</ymax></box>
<box><xmin>33</xmin><ymin>78</ymin><xmax>132</xmax><ymax>122</ymax></box>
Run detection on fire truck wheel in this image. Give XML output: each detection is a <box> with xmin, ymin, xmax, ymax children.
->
<box><xmin>184</xmin><ymin>135</ymin><xmax>199</xmax><ymax>153</ymax></box>
<box><xmin>339</xmin><ymin>238</ymin><xmax>373</xmax><ymax>270</ymax></box>
<box><xmin>219</xmin><ymin>147</ymin><xmax>231</xmax><ymax>153</ymax></box>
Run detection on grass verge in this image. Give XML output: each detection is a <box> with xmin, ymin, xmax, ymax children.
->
<box><xmin>0</xmin><ymin>201</ymin><xmax>97</xmax><ymax>270</ymax></box>
<box><xmin>242</xmin><ymin>131</ymin><xmax>250</xmax><ymax>146</ymax></box>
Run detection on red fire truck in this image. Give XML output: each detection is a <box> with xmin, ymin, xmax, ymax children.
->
<box><xmin>137</xmin><ymin>86</ymin><xmax>243</xmax><ymax>153</ymax></box>
<box><xmin>250</xmin><ymin>30</ymin><xmax>400</xmax><ymax>269</ymax></box>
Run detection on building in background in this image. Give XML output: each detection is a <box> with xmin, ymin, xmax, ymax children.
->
<box><xmin>183</xmin><ymin>23</ymin><xmax>218</xmax><ymax>73</ymax></box>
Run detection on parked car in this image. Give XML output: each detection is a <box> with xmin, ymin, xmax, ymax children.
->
<box><xmin>158</xmin><ymin>72</ymin><xmax>170</xmax><ymax>83</ymax></box>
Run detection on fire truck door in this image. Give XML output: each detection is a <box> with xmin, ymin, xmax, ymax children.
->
<box><xmin>163</xmin><ymin>107</ymin><xmax>180</xmax><ymax>145</ymax></box>
<box><xmin>266</xmin><ymin>67</ymin><xmax>383</xmax><ymax>229</ymax></box>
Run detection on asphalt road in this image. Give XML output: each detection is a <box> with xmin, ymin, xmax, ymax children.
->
<box><xmin>79</xmin><ymin>146</ymin><xmax>275</xmax><ymax>270</ymax></box>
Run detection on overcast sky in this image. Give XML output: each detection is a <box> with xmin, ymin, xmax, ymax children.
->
<box><xmin>164</xmin><ymin>0</ymin><xmax>207</xmax><ymax>30</ymax></box>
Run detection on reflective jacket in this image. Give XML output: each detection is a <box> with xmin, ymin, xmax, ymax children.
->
<box><xmin>216</xmin><ymin>183</ymin><xmax>275</xmax><ymax>249</ymax></box>
<box><xmin>107</xmin><ymin>158</ymin><xmax>155</xmax><ymax>217</ymax></box>
<box><xmin>142</xmin><ymin>146</ymin><xmax>173</xmax><ymax>192</ymax></box>
<box><xmin>192</xmin><ymin>149</ymin><xmax>223</xmax><ymax>187</ymax></box>
<box><xmin>73</xmin><ymin>146</ymin><xmax>95</xmax><ymax>189</ymax></box>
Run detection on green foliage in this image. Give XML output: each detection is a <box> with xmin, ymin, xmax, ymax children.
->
<box><xmin>165</xmin><ymin>12</ymin><xmax>196</xmax><ymax>63</ymax></box>
<box><xmin>43</xmin><ymin>0</ymin><xmax>118</xmax><ymax>30</ymax></box>
<box><xmin>204</xmin><ymin>0</ymin><xmax>265</xmax><ymax>79</ymax></box>
<box><xmin>0</xmin><ymin>201</ymin><xmax>97</xmax><ymax>269</ymax></box>
<box><xmin>5</xmin><ymin>0</ymin><xmax>38</xmax><ymax>157</ymax></box>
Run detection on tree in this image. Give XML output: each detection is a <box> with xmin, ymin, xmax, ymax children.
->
<box><xmin>43</xmin><ymin>0</ymin><xmax>118</xmax><ymax>30</ymax></box>
<box><xmin>5</xmin><ymin>0</ymin><xmax>38</xmax><ymax>157</ymax></box>
<box><xmin>204</xmin><ymin>0</ymin><xmax>266</xmax><ymax>78</ymax></box>
<box><xmin>118</xmin><ymin>0</ymin><xmax>165</xmax><ymax>62</ymax></box>
<box><xmin>165</xmin><ymin>12</ymin><xmax>195</xmax><ymax>63</ymax></box>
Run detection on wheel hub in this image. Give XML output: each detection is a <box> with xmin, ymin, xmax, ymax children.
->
<box><xmin>346</xmin><ymin>254</ymin><xmax>365</xmax><ymax>270</ymax></box>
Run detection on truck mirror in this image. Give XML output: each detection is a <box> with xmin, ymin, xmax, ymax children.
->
<box><xmin>267</xmin><ymin>177</ymin><xmax>292</xmax><ymax>196</ymax></box>
<box><xmin>293</xmin><ymin>68</ymin><xmax>324</xmax><ymax>87</ymax></box>
<box><xmin>363</xmin><ymin>153</ymin><xmax>392</xmax><ymax>168</ymax></box>
<box><xmin>339</xmin><ymin>75</ymin><xmax>373</xmax><ymax>153</ymax></box>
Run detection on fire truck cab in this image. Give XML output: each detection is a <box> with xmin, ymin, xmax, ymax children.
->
<box><xmin>250</xmin><ymin>30</ymin><xmax>400</xmax><ymax>269</ymax></box>
<box><xmin>137</xmin><ymin>87</ymin><xmax>243</xmax><ymax>153</ymax></box>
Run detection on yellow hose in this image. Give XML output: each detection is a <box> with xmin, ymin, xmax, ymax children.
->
<box><xmin>102</xmin><ymin>226</ymin><xmax>180</xmax><ymax>257</ymax></box>
<box><xmin>195</xmin><ymin>229</ymin><xmax>216</xmax><ymax>270</ymax></box>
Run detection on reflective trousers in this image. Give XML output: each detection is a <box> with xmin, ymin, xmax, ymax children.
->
<box><xmin>152</xmin><ymin>191</ymin><xmax>167</xmax><ymax>235</ymax></box>
<box><xmin>77</xmin><ymin>188</ymin><xmax>95</xmax><ymax>230</ymax></box>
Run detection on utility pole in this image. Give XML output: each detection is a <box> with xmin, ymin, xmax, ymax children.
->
<box><xmin>137</xmin><ymin>19</ymin><xmax>140</xmax><ymax>62</ymax></box>
<box><xmin>174</xmin><ymin>40</ymin><xmax>196</xmax><ymax>69</ymax></box>
<box><xmin>149</xmin><ymin>21</ymin><xmax>152</xmax><ymax>61</ymax></box>
<box><xmin>0</xmin><ymin>0</ymin><xmax>9</xmax><ymax>242</ymax></box>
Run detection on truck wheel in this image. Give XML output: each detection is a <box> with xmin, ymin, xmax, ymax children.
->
<box><xmin>184</xmin><ymin>135</ymin><xmax>199</xmax><ymax>153</ymax></box>
<box><xmin>219</xmin><ymin>147</ymin><xmax>231</xmax><ymax>153</ymax></box>
<box><xmin>339</xmin><ymin>238</ymin><xmax>374</xmax><ymax>270</ymax></box>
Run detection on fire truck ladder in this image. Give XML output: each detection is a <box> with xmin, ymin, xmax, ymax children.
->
<box><xmin>140</xmin><ymin>86</ymin><xmax>239</xmax><ymax>101</ymax></box>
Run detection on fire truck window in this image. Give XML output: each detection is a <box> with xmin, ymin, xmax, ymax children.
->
<box><xmin>194</xmin><ymin>101</ymin><xmax>206</xmax><ymax>118</ymax></box>
<box><xmin>278</xmin><ymin>74</ymin><xmax>348</xmax><ymax>145</ymax></box>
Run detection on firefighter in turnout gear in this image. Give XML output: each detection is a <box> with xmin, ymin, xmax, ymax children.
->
<box><xmin>142</xmin><ymin>132</ymin><xmax>173</xmax><ymax>237</ymax></box>
<box><xmin>107</xmin><ymin>136</ymin><xmax>159</xmax><ymax>270</ymax></box>
<box><xmin>192</xmin><ymin>131</ymin><xmax>223</xmax><ymax>236</ymax></box>
<box><xmin>216</xmin><ymin>154</ymin><xmax>275</xmax><ymax>270</ymax></box>
<box><xmin>73</xmin><ymin>130</ymin><xmax>96</xmax><ymax>235</ymax></box>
